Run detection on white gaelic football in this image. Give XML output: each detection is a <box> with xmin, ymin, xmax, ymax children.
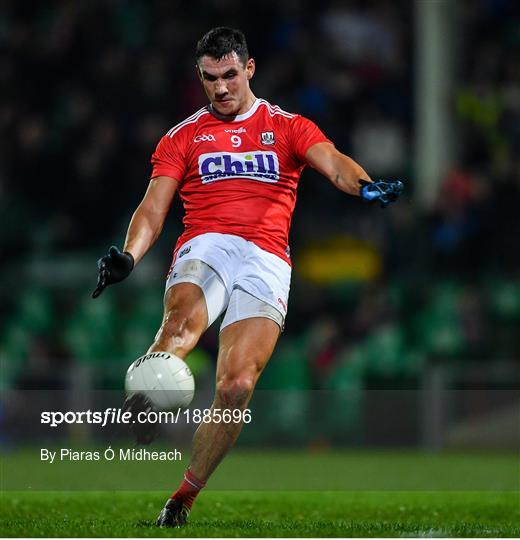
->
<box><xmin>125</xmin><ymin>351</ymin><xmax>195</xmax><ymax>411</ymax></box>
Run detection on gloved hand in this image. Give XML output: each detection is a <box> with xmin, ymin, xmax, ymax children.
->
<box><xmin>359</xmin><ymin>179</ymin><xmax>404</xmax><ymax>208</ymax></box>
<box><xmin>92</xmin><ymin>246</ymin><xmax>134</xmax><ymax>298</ymax></box>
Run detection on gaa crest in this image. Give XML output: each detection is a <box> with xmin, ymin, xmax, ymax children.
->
<box><xmin>261</xmin><ymin>131</ymin><xmax>275</xmax><ymax>145</ymax></box>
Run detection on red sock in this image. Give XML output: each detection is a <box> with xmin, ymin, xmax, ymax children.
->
<box><xmin>171</xmin><ymin>469</ymin><xmax>206</xmax><ymax>509</ymax></box>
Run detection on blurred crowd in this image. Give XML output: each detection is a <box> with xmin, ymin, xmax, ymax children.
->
<box><xmin>2</xmin><ymin>0</ymin><xmax>415</xmax><ymax>256</ymax></box>
<box><xmin>1</xmin><ymin>0</ymin><xmax>519</xmax><ymax>395</ymax></box>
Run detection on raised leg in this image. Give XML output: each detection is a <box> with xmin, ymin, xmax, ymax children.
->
<box><xmin>125</xmin><ymin>281</ymin><xmax>208</xmax><ymax>444</ymax></box>
<box><xmin>148</xmin><ymin>281</ymin><xmax>208</xmax><ymax>358</ymax></box>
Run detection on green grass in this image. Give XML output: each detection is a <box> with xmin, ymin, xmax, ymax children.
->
<box><xmin>1</xmin><ymin>450</ymin><xmax>519</xmax><ymax>536</ymax></box>
<box><xmin>2</xmin><ymin>448</ymin><xmax>519</xmax><ymax>491</ymax></box>
<box><xmin>1</xmin><ymin>490</ymin><xmax>519</xmax><ymax>537</ymax></box>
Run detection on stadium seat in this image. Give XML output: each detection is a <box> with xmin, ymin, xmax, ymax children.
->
<box><xmin>415</xmin><ymin>282</ymin><xmax>466</xmax><ymax>358</ymax></box>
<box><xmin>120</xmin><ymin>287</ymin><xmax>164</xmax><ymax>358</ymax></box>
<box><xmin>126</xmin><ymin>287</ymin><xmax>164</xmax><ymax>329</ymax></box>
<box><xmin>253</xmin><ymin>338</ymin><xmax>311</xmax><ymax>443</ymax></box>
<box><xmin>63</xmin><ymin>289</ymin><xmax>120</xmax><ymax>363</ymax></box>
<box><xmin>364</xmin><ymin>324</ymin><xmax>407</xmax><ymax>377</ymax></box>
<box><xmin>120</xmin><ymin>323</ymin><xmax>154</xmax><ymax>360</ymax></box>
<box><xmin>258</xmin><ymin>338</ymin><xmax>310</xmax><ymax>390</ymax></box>
<box><xmin>320</xmin><ymin>347</ymin><xmax>366</xmax><ymax>443</ymax></box>
<box><xmin>13</xmin><ymin>288</ymin><xmax>54</xmax><ymax>333</ymax></box>
<box><xmin>0</xmin><ymin>324</ymin><xmax>33</xmax><ymax>387</ymax></box>
<box><xmin>1</xmin><ymin>288</ymin><xmax>54</xmax><ymax>387</ymax></box>
<box><xmin>486</xmin><ymin>278</ymin><xmax>520</xmax><ymax>321</ymax></box>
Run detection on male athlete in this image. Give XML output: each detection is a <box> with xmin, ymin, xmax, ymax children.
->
<box><xmin>92</xmin><ymin>27</ymin><xmax>403</xmax><ymax>527</ymax></box>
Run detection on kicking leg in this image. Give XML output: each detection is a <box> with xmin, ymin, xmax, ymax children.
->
<box><xmin>124</xmin><ymin>281</ymin><xmax>208</xmax><ymax>444</ymax></box>
<box><xmin>148</xmin><ymin>281</ymin><xmax>208</xmax><ymax>358</ymax></box>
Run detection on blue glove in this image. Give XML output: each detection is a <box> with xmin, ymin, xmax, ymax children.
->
<box><xmin>359</xmin><ymin>179</ymin><xmax>404</xmax><ymax>208</ymax></box>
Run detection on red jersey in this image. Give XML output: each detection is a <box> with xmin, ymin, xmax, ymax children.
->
<box><xmin>150</xmin><ymin>98</ymin><xmax>331</xmax><ymax>264</ymax></box>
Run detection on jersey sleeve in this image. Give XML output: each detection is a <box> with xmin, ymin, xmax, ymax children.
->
<box><xmin>150</xmin><ymin>131</ymin><xmax>188</xmax><ymax>181</ymax></box>
<box><xmin>288</xmin><ymin>115</ymin><xmax>333</xmax><ymax>164</ymax></box>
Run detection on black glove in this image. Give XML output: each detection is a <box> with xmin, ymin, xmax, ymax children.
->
<box><xmin>359</xmin><ymin>179</ymin><xmax>404</xmax><ymax>208</ymax></box>
<box><xmin>92</xmin><ymin>246</ymin><xmax>134</xmax><ymax>298</ymax></box>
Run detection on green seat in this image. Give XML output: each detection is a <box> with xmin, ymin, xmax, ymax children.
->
<box><xmin>258</xmin><ymin>338</ymin><xmax>310</xmax><ymax>391</ymax></box>
<box><xmin>251</xmin><ymin>338</ymin><xmax>310</xmax><ymax>443</ymax></box>
<box><xmin>321</xmin><ymin>353</ymin><xmax>364</xmax><ymax>442</ymax></box>
<box><xmin>416</xmin><ymin>310</ymin><xmax>465</xmax><ymax>358</ymax></box>
<box><xmin>487</xmin><ymin>279</ymin><xmax>520</xmax><ymax>321</ymax></box>
<box><xmin>121</xmin><ymin>323</ymin><xmax>154</xmax><ymax>360</ymax></box>
<box><xmin>365</xmin><ymin>324</ymin><xmax>408</xmax><ymax>376</ymax></box>
<box><xmin>334</xmin><ymin>344</ymin><xmax>369</xmax><ymax>377</ymax></box>
<box><xmin>1</xmin><ymin>288</ymin><xmax>53</xmax><ymax>388</ymax></box>
<box><xmin>2</xmin><ymin>324</ymin><xmax>31</xmax><ymax>361</ymax></box>
<box><xmin>63</xmin><ymin>290</ymin><xmax>119</xmax><ymax>363</ymax></box>
<box><xmin>401</xmin><ymin>348</ymin><xmax>426</xmax><ymax>376</ymax></box>
<box><xmin>386</xmin><ymin>282</ymin><xmax>408</xmax><ymax>313</ymax></box>
<box><xmin>127</xmin><ymin>287</ymin><xmax>164</xmax><ymax>329</ymax></box>
<box><xmin>120</xmin><ymin>287</ymin><xmax>164</xmax><ymax>358</ymax></box>
<box><xmin>14</xmin><ymin>288</ymin><xmax>54</xmax><ymax>333</ymax></box>
<box><xmin>415</xmin><ymin>282</ymin><xmax>466</xmax><ymax>358</ymax></box>
<box><xmin>0</xmin><ymin>324</ymin><xmax>33</xmax><ymax>387</ymax></box>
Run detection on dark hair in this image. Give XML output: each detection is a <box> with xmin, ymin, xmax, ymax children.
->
<box><xmin>196</xmin><ymin>27</ymin><xmax>249</xmax><ymax>66</ymax></box>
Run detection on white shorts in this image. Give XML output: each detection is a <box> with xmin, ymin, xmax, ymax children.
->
<box><xmin>165</xmin><ymin>233</ymin><xmax>291</xmax><ymax>331</ymax></box>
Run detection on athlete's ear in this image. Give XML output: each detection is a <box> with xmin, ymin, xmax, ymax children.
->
<box><xmin>246</xmin><ymin>58</ymin><xmax>255</xmax><ymax>80</ymax></box>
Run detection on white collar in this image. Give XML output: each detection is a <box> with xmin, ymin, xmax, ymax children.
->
<box><xmin>209</xmin><ymin>98</ymin><xmax>261</xmax><ymax>122</ymax></box>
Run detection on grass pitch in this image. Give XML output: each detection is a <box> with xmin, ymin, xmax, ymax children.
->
<box><xmin>1</xmin><ymin>490</ymin><xmax>519</xmax><ymax>537</ymax></box>
<box><xmin>1</xmin><ymin>450</ymin><xmax>519</xmax><ymax>536</ymax></box>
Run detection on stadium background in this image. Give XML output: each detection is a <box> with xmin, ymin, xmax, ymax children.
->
<box><xmin>1</xmin><ymin>0</ymin><xmax>519</xmax><ymax>486</ymax></box>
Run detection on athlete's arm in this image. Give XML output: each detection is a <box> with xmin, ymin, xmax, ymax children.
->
<box><xmin>305</xmin><ymin>142</ymin><xmax>403</xmax><ymax>207</ymax></box>
<box><xmin>123</xmin><ymin>176</ymin><xmax>179</xmax><ymax>264</ymax></box>
<box><xmin>92</xmin><ymin>176</ymin><xmax>178</xmax><ymax>298</ymax></box>
<box><xmin>305</xmin><ymin>142</ymin><xmax>371</xmax><ymax>196</ymax></box>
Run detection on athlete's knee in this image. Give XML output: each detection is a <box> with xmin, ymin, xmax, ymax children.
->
<box><xmin>215</xmin><ymin>372</ymin><xmax>258</xmax><ymax>408</ymax></box>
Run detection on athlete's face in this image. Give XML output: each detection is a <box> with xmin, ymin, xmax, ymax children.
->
<box><xmin>197</xmin><ymin>52</ymin><xmax>255</xmax><ymax>116</ymax></box>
